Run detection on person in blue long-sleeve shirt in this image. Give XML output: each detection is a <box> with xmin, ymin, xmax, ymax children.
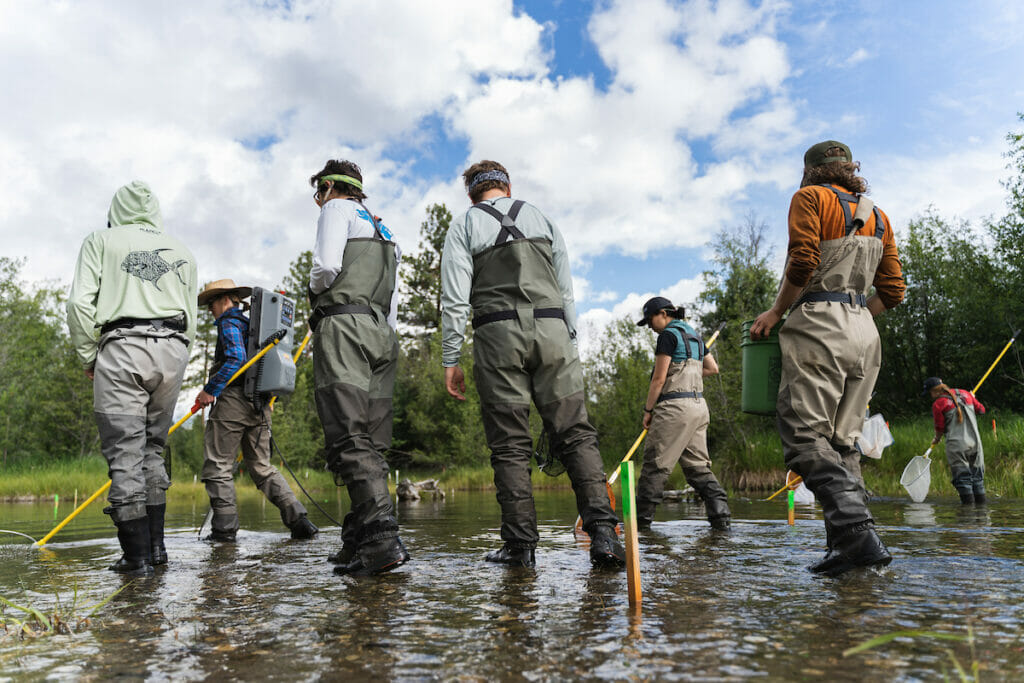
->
<box><xmin>194</xmin><ymin>279</ymin><xmax>317</xmax><ymax>543</ymax></box>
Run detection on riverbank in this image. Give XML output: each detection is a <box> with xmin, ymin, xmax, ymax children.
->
<box><xmin>3</xmin><ymin>414</ymin><xmax>1021</xmax><ymax>501</ymax></box>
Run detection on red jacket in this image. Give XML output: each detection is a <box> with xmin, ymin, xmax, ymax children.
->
<box><xmin>932</xmin><ymin>389</ymin><xmax>985</xmax><ymax>433</ymax></box>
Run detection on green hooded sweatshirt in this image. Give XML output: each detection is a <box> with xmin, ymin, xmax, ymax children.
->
<box><xmin>67</xmin><ymin>181</ymin><xmax>198</xmax><ymax>365</ymax></box>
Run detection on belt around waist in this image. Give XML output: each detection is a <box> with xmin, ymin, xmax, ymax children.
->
<box><xmin>309</xmin><ymin>303</ymin><xmax>376</xmax><ymax>331</ymax></box>
<box><xmin>100</xmin><ymin>316</ymin><xmax>186</xmax><ymax>335</ymax></box>
<box><xmin>472</xmin><ymin>307</ymin><xmax>565</xmax><ymax>329</ymax></box>
<box><xmin>657</xmin><ymin>391</ymin><xmax>703</xmax><ymax>403</ymax></box>
<box><xmin>796</xmin><ymin>292</ymin><xmax>868</xmax><ymax>307</ymax></box>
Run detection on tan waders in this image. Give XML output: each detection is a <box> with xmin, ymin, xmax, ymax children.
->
<box><xmin>777</xmin><ymin>185</ymin><xmax>891</xmax><ymax>575</ymax></box>
<box><xmin>202</xmin><ymin>385</ymin><xmax>308</xmax><ymax>536</ymax></box>
<box><xmin>636</xmin><ymin>324</ymin><xmax>730</xmax><ymax>530</ymax></box>
<box><xmin>468</xmin><ymin>201</ymin><xmax>619</xmax><ymax>558</ymax></box>
<box><xmin>311</xmin><ymin>206</ymin><xmax>408</xmax><ymax>574</ymax></box>
<box><xmin>940</xmin><ymin>390</ymin><xmax>985</xmax><ymax>503</ymax></box>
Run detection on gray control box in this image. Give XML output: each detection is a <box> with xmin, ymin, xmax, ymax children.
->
<box><xmin>244</xmin><ymin>287</ymin><xmax>296</xmax><ymax>398</ymax></box>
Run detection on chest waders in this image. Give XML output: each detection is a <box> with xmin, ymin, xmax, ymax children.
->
<box><xmin>468</xmin><ymin>200</ymin><xmax>621</xmax><ymax>566</ymax></box>
<box><xmin>775</xmin><ymin>184</ymin><xmax>893</xmax><ymax>575</ymax></box>
<box><xmin>636</xmin><ymin>321</ymin><xmax>730</xmax><ymax>530</ymax></box>
<box><xmin>940</xmin><ymin>390</ymin><xmax>986</xmax><ymax>502</ymax></box>
<box><xmin>202</xmin><ymin>309</ymin><xmax>310</xmax><ymax>540</ymax></box>
<box><xmin>310</xmin><ymin>201</ymin><xmax>407</xmax><ymax>572</ymax></box>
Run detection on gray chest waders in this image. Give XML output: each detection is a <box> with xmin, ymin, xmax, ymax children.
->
<box><xmin>941</xmin><ymin>391</ymin><xmax>985</xmax><ymax>498</ymax></box>
<box><xmin>310</xmin><ymin>201</ymin><xmax>400</xmax><ymax>546</ymax></box>
<box><xmin>467</xmin><ymin>199</ymin><xmax>619</xmax><ymax>550</ymax></box>
<box><xmin>776</xmin><ymin>186</ymin><xmax>889</xmax><ymax>535</ymax></box>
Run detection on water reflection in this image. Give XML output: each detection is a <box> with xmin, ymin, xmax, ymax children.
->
<box><xmin>1</xmin><ymin>494</ymin><xmax>1023</xmax><ymax>679</ymax></box>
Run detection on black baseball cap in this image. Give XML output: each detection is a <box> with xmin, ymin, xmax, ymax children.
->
<box><xmin>921</xmin><ymin>376</ymin><xmax>942</xmax><ymax>396</ymax></box>
<box><xmin>637</xmin><ymin>296</ymin><xmax>673</xmax><ymax>326</ymax></box>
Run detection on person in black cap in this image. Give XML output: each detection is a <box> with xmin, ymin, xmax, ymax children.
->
<box><xmin>923</xmin><ymin>377</ymin><xmax>987</xmax><ymax>504</ymax></box>
<box><xmin>634</xmin><ymin>297</ymin><xmax>729</xmax><ymax>530</ymax></box>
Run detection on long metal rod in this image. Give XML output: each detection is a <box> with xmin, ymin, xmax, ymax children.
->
<box><xmin>35</xmin><ymin>335</ymin><xmax>286</xmax><ymax>547</ymax></box>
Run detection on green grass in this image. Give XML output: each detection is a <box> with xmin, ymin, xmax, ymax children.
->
<box><xmin>3</xmin><ymin>412</ymin><xmax>1022</xmax><ymax>500</ymax></box>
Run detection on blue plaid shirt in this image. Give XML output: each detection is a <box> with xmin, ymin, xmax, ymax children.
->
<box><xmin>203</xmin><ymin>308</ymin><xmax>248</xmax><ymax>396</ymax></box>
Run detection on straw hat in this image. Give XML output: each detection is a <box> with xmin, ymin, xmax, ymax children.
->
<box><xmin>197</xmin><ymin>279</ymin><xmax>253</xmax><ymax>306</ymax></box>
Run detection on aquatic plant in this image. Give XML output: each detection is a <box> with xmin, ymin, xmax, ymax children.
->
<box><xmin>844</xmin><ymin>626</ymin><xmax>979</xmax><ymax>682</ymax></box>
<box><xmin>0</xmin><ymin>583</ymin><xmax>129</xmax><ymax>639</ymax></box>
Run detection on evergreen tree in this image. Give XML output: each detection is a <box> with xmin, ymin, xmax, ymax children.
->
<box><xmin>399</xmin><ymin>203</ymin><xmax>451</xmax><ymax>336</ymax></box>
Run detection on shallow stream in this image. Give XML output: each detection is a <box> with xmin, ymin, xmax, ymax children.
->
<box><xmin>2</xmin><ymin>491</ymin><xmax>1022</xmax><ymax>680</ymax></box>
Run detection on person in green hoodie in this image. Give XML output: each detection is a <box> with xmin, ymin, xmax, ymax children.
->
<box><xmin>67</xmin><ymin>181</ymin><xmax>197</xmax><ymax>577</ymax></box>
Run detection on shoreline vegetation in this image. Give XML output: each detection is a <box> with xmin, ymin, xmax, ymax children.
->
<box><xmin>4</xmin><ymin>415</ymin><xmax>1021</xmax><ymax>503</ymax></box>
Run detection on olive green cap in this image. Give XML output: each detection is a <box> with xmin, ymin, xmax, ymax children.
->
<box><xmin>804</xmin><ymin>140</ymin><xmax>852</xmax><ymax>168</ymax></box>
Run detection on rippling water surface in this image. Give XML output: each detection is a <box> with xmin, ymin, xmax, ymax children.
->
<box><xmin>2</xmin><ymin>491</ymin><xmax>1022</xmax><ymax>680</ymax></box>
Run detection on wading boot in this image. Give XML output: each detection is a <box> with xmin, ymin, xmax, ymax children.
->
<box><xmin>636</xmin><ymin>517</ymin><xmax>653</xmax><ymax>532</ymax></box>
<box><xmin>808</xmin><ymin>521</ymin><xmax>892</xmax><ymax>577</ymax></box>
<box><xmin>959</xmin><ymin>492</ymin><xmax>975</xmax><ymax>505</ymax></box>
<box><xmin>484</xmin><ymin>544</ymin><xmax>536</xmax><ymax>568</ymax></box>
<box><xmin>109</xmin><ymin>516</ymin><xmax>155</xmax><ymax>577</ymax></box>
<box><xmin>328</xmin><ymin>544</ymin><xmax>357</xmax><ymax>565</ymax></box>
<box><xmin>204</xmin><ymin>528</ymin><xmax>237</xmax><ymax>543</ymax></box>
<box><xmin>589</xmin><ymin>525</ymin><xmax>626</xmax><ymax>569</ymax></box>
<box><xmin>289</xmin><ymin>515</ymin><xmax>319</xmax><ymax>540</ymax></box>
<box><xmin>336</xmin><ymin>537</ymin><xmax>410</xmax><ymax>577</ymax></box>
<box><xmin>147</xmin><ymin>504</ymin><xmax>167</xmax><ymax>566</ymax></box>
<box><xmin>974</xmin><ymin>493</ymin><xmax>986</xmax><ymax>505</ymax></box>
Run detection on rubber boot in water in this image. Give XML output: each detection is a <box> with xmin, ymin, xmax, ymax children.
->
<box><xmin>328</xmin><ymin>544</ymin><xmax>357</xmax><ymax>565</ymax></box>
<box><xmin>808</xmin><ymin>521</ymin><xmax>891</xmax><ymax>577</ymax></box>
<box><xmin>109</xmin><ymin>516</ymin><xmax>155</xmax><ymax>576</ymax></box>
<box><xmin>484</xmin><ymin>544</ymin><xmax>536</xmax><ymax>568</ymax></box>
<box><xmin>337</xmin><ymin>537</ymin><xmax>410</xmax><ymax>576</ymax></box>
<box><xmin>288</xmin><ymin>514</ymin><xmax>319</xmax><ymax>540</ymax></box>
<box><xmin>147</xmin><ymin>504</ymin><xmax>167</xmax><ymax>566</ymax></box>
<box><xmin>589</xmin><ymin>524</ymin><xmax>626</xmax><ymax>569</ymax></box>
<box><xmin>974</xmin><ymin>493</ymin><xmax>986</xmax><ymax>505</ymax></box>
<box><xmin>636</xmin><ymin>517</ymin><xmax>653</xmax><ymax>532</ymax></box>
<box><xmin>959</xmin><ymin>492</ymin><xmax>975</xmax><ymax>505</ymax></box>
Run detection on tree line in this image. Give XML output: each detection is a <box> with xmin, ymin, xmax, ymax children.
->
<box><xmin>2</xmin><ymin>116</ymin><xmax>1022</xmax><ymax>473</ymax></box>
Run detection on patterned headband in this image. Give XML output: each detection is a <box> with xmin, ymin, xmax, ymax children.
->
<box><xmin>468</xmin><ymin>169</ymin><xmax>510</xmax><ymax>190</ymax></box>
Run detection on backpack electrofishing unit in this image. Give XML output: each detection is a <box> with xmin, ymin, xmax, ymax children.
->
<box><xmin>243</xmin><ymin>287</ymin><xmax>297</xmax><ymax>408</ymax></box>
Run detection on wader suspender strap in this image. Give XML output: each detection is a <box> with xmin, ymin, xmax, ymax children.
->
<box><xmin>795</xmin><ymin>186</ymin><xmax>879</xmax><ymax>309</ymax></box>
<box><xmin>666</xmin><ymin>322</ymin><xmax>704</xmax><ymax>362</ymax></box>
<box><xmin>309</xmin><ymin>200</ymin><xmax>387</xmax><ymax>332</ymax></box>
<box><xmin>472</xmin><ymin>200</ymin><xmax>526</xmax><ymax>245</ymax></box>
<box><xmin>469</xmin><ymin>199</ymin><xmax>565</xmax><ymax>329</ymax></box>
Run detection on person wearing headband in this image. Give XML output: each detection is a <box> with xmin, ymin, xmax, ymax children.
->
<box><xmin>750</xmin><ymin>141</ymin><xmax>905</xmax><ymax>577</ymax></box>
<box><xmin>307</xmin><ymin>159</ymin><xmax>408</xmax><ymax>576</ymax></box>
<box><xmin>440</xmin><ymin>160</ymin><xmax>625</xmax><ymax>569</ymax></box>
<box><xmin>67</xmin><ymin>181</ymin><xmax>198</xmax><ymax>576</ymax></box>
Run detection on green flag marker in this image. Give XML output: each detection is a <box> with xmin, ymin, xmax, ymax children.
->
<box><xmin>620</xmin><ymin>461</ymin><xmax>642</xmax><ymax>608</ymax></box>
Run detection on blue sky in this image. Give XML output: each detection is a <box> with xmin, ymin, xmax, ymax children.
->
<box><xmin>1</xmin><ymin>0</ymin><xmax>1021</xmax><ymax>355</ymax></box>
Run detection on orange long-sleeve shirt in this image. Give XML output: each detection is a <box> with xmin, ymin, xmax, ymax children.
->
<box><xmin>784</xmin><ymin>184</ymin><xmax>906</xmax><ymax>309</ymax></box>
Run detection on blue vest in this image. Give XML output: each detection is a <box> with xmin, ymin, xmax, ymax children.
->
<box><xmin>665</xmin><ymin>320</ymin><xmax>704</xmax><ymax>363</ymax></box>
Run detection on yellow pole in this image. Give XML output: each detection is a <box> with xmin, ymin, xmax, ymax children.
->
<box><xmin>971</xmin><ymin>329</ymin><xmax>1019</xmax><ymax>395</ymax></box>
<box><xmin>35</xmin><ymin>335</ymin><xmax>286</xmax><ymax>547</ymax></box>
<box><xmin>765</xmin><ymin>475</ymin><xmax>802</xmax><ymax>502</ymax></box>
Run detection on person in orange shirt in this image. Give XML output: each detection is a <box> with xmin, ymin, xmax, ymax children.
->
<box><xmin>751</xmin><ymin>140</ymin><xmax>905</xmax><ymax>577</ymax></box>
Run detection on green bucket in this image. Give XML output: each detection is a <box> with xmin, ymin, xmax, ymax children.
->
<box><xmin>741</xmin><ymin>319</ymin><xmax>783</xmax><ymax>415</ymax></box>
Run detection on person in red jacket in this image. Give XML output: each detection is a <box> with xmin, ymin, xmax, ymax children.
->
<box><xmin>923</xmin><ymin>377</ymin><xmax>987</xmax><ymax>504</ymax></box>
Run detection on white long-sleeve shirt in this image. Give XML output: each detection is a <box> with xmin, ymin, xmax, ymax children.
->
<box><xmin>310</xmin><ymin>197</ymin><xmax>401</xmax><ymax>330</ymax></box>
<box><xmin>440</xmin><ymin>197</ymin><xmax>577</xmax><ymax>367</ymax></box>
